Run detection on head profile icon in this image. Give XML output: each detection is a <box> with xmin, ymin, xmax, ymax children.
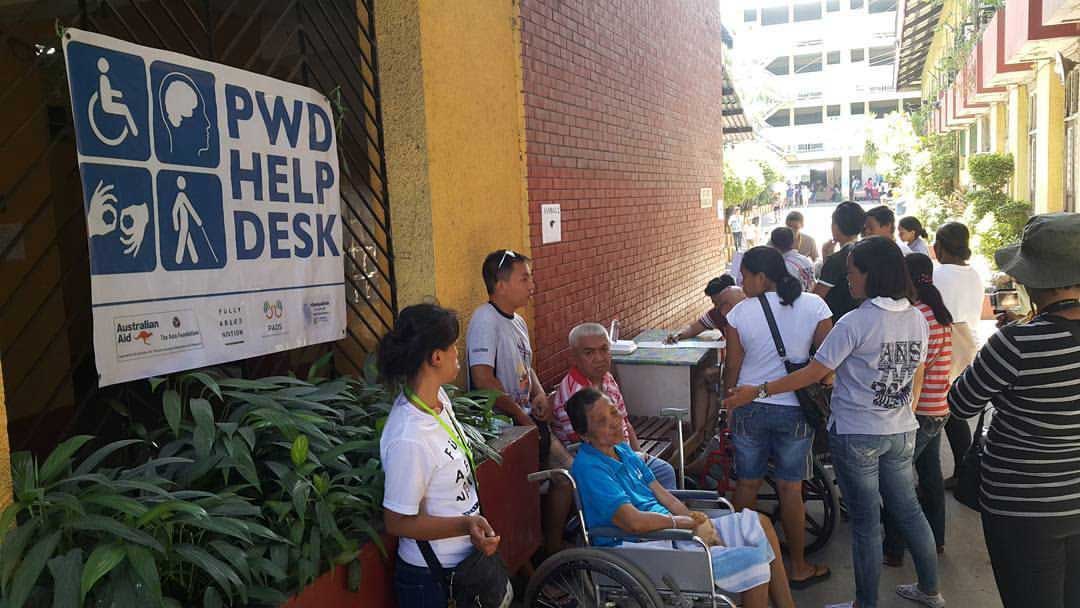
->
<box><xmin>157</xmin><ymin>72</ymin><xmax>210</xmax><ymax>156</ymax></box>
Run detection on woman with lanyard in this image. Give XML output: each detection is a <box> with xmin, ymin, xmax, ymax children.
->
<box><xmin>949</xmin><ymin>213</ymin><xmax>1080</xmax><ymax>608</ymax></box>
<box><xmin>378</xmin><ymin>304</ymin><xmax>512</xmax><ymax>607</ymax></box>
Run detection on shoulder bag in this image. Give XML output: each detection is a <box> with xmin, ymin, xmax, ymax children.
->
<box><xmin>413</xmin><ymin>399</ymin><xmax>510</xmax><ymax>608</ymax></box>
<box><xmin>758</xmin><ymin>295</ymin><xmax>832</xmax><ymax>429</ymax></box>
<box><xmin>952</xmin><ymin>408</ymin><xmax>986</xmax><ymax>511</ymax></box>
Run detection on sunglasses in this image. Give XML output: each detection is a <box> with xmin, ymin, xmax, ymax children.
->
<box><xmin>497</xmin><ymin>249</ymin><xmax>518</xmax><ymax>269</ymax></box>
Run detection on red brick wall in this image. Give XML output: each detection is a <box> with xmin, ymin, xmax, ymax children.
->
<box><xmin>520</xmin><ymin>0</ymin><xmax>728</xmax><ymax>385</ymax></box>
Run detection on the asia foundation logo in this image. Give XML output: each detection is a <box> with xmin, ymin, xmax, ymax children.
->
<box><xmin>114</xmin><ymin>310</ymin><xmax>202</xmax><ymax>359</ymax></box>
<box><xmin>262</xmin><ymin>299</ymin><xmax>287</xmax><ymax>337</ymax></box>
<box><xmin>217</xmin><ymin>304</ymin><xmax>245</xmax><ymax>346</ymax></box>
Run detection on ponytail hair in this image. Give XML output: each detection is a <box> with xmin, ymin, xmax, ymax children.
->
<box><xmin>905</xmin><ymin>253</ymin><xmax>953</xmax><ymax>326</ymax></box>
<box><xmin>899</xmin><ymin>216</ymin><xmax>928</xmax><ymax>240</ymax></box>
<box><xmin>740</xmin><ymin>246</ymin><xmax>803</xmax><ymax>306</ymax></box>
<box><xmin>935</xmin><ymin>222</ymin><xmax>972</xmax><ymax>261</ymax></box>
<box><xmin>376</xmin><ymin>303</ymin><xmax>460</xmax><ymax>384</ymax></box>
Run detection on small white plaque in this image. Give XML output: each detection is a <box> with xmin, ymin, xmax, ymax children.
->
<box><xmin>541</xmin><ymin>203</ymin><xmax>561</xmax><ymax>244</ymax></box>
<box><xmin>700</xmin><ymin>187</ymin><xmax>713</xmax><ymax>208</ymax></box>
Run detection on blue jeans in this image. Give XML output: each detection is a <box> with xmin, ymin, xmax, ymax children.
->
<box><xmin>394</xmin><ymin>557</ymin><xmax>446</xmax><ymax>608</ymax></box>
<box><xmin>883</xmin><ymin>415</ymin><xmax>949</xmax><ymax>556</ymax></box>
<box><xmin>830</xmin><ymin>430</ymin><xmax>939</xmax><ymax>608</ymax></box>
<box><xmin>731</xmin><ymin>402</ymin><xmax>814</xmax><ymax>481</ymax></box>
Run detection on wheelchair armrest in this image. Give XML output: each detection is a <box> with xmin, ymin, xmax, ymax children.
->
<box><xmin>589</xmin><ymin>526</ymin><xmax>696</xmax><ymax>543</ymax></box>
<box><xmin>670</xmin><ymin>489</ymin><xmax>718</xmax><ymax>500</ymax></box>
<box><xmin>670</xmin><ymin>491</ymin><xmax>735</xmax><ymax>513</ymax></box>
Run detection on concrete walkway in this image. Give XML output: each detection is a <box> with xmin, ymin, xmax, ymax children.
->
<box><xmin>790</xmin><ymin>412</ymin><xmax>1001</xmax><ymax>608</ymax></box>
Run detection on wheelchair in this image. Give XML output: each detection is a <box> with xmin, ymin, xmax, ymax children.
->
<box><xmin>525</xmin><ymin>468</ymin><xmax>741</xmax><ymax>608</ymax></box>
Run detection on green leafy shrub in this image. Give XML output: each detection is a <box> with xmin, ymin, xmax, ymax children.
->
<box><xmin>978</xmin><ymin>199</ymin><xmax>1031</xmax><ymax>262</ymax></box>
<box><xmin>0</xmin><ymin>356</ymin><xmax>506</xmax><ymax>607</ymax></box>
<box><xmin>916</xmin><ymin>133</ymin><xmax>958</xmax><ymax>199</ymax></box>
<box><xmin>968</xmin><ymin>153</ymin><xmax>1014</xmax><ymax>192</ymax></box>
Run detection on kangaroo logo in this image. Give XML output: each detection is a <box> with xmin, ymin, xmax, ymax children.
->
<box><xmin>134</xmin><ymin>330</ymin><xmax>153</xmax><ymax>345</ymax></box>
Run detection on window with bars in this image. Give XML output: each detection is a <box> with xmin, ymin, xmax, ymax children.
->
<box><xmin>1066</xmin><ymin>66</ymin><xmax>1079</xmax><ymax>213</ymax></box>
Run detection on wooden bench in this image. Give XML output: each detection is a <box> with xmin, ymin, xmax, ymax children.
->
<box><xmin>628</xmin><ymin>415</ymin><xmax>676</xmax><ymax>460</ymax></box>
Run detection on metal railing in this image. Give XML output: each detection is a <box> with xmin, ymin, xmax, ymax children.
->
<box><xmin>0</xmin><ymin>0</ymin><xmax>396</xmax><ymax>454</ymax></box>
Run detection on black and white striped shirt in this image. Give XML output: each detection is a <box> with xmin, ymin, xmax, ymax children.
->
<box><xmin>948</xmin><ymin>315</ymin><xmax>1080</xmax><ymax>518</ymax></box>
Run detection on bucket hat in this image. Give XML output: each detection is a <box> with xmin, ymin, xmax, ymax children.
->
<box><xmin>995</xmin><ymin>213</ymin><xmax>1080</xmax><ymax>288</ymax></box>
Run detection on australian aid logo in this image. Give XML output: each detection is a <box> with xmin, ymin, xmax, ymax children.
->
<box><xmin>114</xmin><ymin>310</ymin><xmax>203</xmax><ymax>360</ymax></box>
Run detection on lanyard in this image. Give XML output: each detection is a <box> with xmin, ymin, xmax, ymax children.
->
<box><xmin>1041</xmin><ymin>300</ymin><xmax>1080</xmax><ymax>315</ymax></box>
<box><xmin>404</xmin><ymin>387</ymin><xmax>476</xmax><ymax>475</ymax></box>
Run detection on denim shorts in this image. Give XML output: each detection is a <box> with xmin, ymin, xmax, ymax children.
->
<box><xmin>730</xmin><ymin>402</ymin><xmax>813</xmax><ymax>482</ymax></box>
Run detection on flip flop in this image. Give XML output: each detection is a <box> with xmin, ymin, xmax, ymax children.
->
<box><xmin>789</xmin><ymin>565</ymin><xmax>831</xmax><ymax>590</ymax></box>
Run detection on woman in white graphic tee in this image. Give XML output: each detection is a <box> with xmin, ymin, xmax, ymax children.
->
<box><xmin>725</xmin><ymin>237</ymin><xmax>944</xmax><ymax>608</ymax></box>
<box><xmin>379</xmin><ymin>304</ymin><xmax>511</xmax><ymax>608</ymax></box>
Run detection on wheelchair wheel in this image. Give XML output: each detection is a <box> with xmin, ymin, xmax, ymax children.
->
<box><xmin>525</xmin><ymin>547</ymin><xmax>664</xmax><ymax>608</ymax></box>
<box><xmin>757</xmin><ymin>457</ymin><xmax>837</xmax><ymax>555</ymax></box>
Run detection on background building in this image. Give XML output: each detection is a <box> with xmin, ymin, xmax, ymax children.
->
<box><xmin>723</xmin><ymin>0</ymin><xmax>921</xmax><ymax>198</ymax></box>
<box><xmin>898</xmin><ymin>0</ymin><xmax>1080</xmax><ymax>214</ymax></box>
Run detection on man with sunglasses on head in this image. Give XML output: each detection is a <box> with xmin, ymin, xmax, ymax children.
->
<box><xmin>467</xmin><ymin>249</ymin><xmax>574</xmax><ymax>554</ymax></box>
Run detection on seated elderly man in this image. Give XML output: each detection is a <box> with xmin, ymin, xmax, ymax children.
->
<box><xmin>552</xmin><ymin>322</ymin><xmax>677</xmax><ymax>489</ymax></box>
<box><xmin>566</xmin><ymin>388</ymin><xmax>795</xmax><ymax>608</ymax></box>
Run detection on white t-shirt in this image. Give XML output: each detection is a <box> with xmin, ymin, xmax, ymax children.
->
<box><xmin>726</xmin><ymin>292</ymin><xmax>833</xmax><ymax>407</ymax></box>
<box><xmin>782</xmin><ymin>250</ymin><xmax>816</xmax><ymax>292</ymax></box>
<box><xmin>729</xmin><ymin>214</ymin><xmax>744</xmax><ymax>233</ymax></box>
<box><xmin>381</xmin><ymin>389</ymin><xmax>480</xmax><ymax>567</ymax></box>
<box><xmin>933</xmin><ymin>264</ymin><xmax>984</xmax><ymax>326</ymax></box>
<box><xmin>466</xmin><ymin>303</ymin><xmax>534</xmax><ymax>414</ymax></box>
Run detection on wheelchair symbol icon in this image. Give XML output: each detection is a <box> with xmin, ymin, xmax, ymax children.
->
<box><xmin>88</xmin><ymin>57</ymin><xmax>140</xmax><ymax>146</ymax></box>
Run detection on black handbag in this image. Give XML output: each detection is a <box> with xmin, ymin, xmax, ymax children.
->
<box><xmin>953</xmin><ymin>408</ymin><xmax>987</xmax><ymax>512</ymax></box>
<box><xmin>417</xmin><ymin>541</ymin><xmax>510</xmax><ymax>608</ymax></box>
<box><xmin>758</xmin><ymin>295</ymin><xmax>832</xmax><ymax>429</ymax></box>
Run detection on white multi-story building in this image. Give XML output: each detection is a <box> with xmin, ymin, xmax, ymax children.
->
<box><xmin>724</xmin><ymin>0</ymin><xmax>921</xmax><ymax>198</ymax></box>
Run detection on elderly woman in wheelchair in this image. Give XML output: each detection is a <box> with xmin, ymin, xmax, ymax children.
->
<box><xmin>526</xmin><ymin>387</ymin><xmax>795</xmax><ymax>608</ymax></box>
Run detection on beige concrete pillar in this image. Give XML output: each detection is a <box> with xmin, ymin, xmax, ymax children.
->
<box><xmin>1034</xmin><ymin>61</ymin><xmax>1066</xmax><ymax>213</ymax></box>
<box><xmin>990</xmin><ymin>101</ymin><xmax>1008</xmax><ymax>154</ymax></box>
<box><xmin>1007</xmin><ymin>84</ymin><xmax>1031</xmax><ymax>202</ymax></box>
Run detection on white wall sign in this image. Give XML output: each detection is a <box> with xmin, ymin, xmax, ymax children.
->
<box><xmin>541</xmin><ymin>203</ymin><xmax>561</xmax><ymax>244</ymax></box>
<box><xmin>63</xmin><ymin>29</ymin><xmax>345</xmax><ymax>386</ymax></box>
<box><xmin>700</xmin><ymin>187</ymin><xmax>713</xmax><ymax>208</ymax></box>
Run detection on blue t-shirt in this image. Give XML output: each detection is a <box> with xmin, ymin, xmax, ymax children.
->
<box><xmin>572</xmin><ymin>442</ymin><xmax>666</xmax><ymax>546</ymax></box>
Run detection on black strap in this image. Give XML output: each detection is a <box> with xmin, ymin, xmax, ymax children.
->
<box><xmin>417</xmin><ymin>540</ymin><xmax>451</xmax><ymax>592</ymax></box>
<box><xmin>758</xmin><ymin>295</ymin><xmax>788</xmax><ymax>362</ymax></box>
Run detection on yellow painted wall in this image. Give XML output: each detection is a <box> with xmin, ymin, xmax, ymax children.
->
<box><xmin>919</xmin><ymin>0</ymin><xmax>962</xmax><ymax>98</ymax></box>
<box><xmin>1033</xmin><ymin>61</ymin><xmax>1066</xmax><ymax>213</ymax></box>
<box><xmin>1007</xmin><ymin>84</ymin><xmax>1031</xmax><ymax>202</ymax></box>
<box><xmin>419</xmin><ymin>0</ymin><xmax>530</xmax><ymax>317</ymax></box>
<box><xmin>376</xmin><ymin>0</ymin><xmax>531</xmax><ymax>364</ymax></box>
<box><xmin>990</xmin><ymin>102</ymin><xmax>1007</xmax><ymax>154</ymax></box>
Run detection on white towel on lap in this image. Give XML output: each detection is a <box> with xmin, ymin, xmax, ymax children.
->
<box><xmin>620</xmin><ymin>510</ymin><xmax>774</xmax><ymax>593</ymax></box>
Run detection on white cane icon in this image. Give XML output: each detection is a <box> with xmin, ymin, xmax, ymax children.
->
<box><xmin>171</xmin><ymin>176</ymin><xmax>219</xmax><ymax>266</ymax></box>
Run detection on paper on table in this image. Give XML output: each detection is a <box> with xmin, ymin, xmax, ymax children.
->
<box><xmin>635</xmin><ymin>340</ymin><xmax>725</xmax><ymax>350</ymax></box>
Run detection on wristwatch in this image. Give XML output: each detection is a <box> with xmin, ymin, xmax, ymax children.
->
<box><xmin>756</xmin><ymin>383</ymin><xmax>769</xmax><ymax>400</ymax></box>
